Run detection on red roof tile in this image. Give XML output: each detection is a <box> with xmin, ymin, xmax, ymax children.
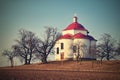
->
<box><xmin>73</xmin><ymin>33</ymin><xmax>87</xmax><ymax>39</ymax></box>
<box><xmin>64</xmin><ymin>22</ymin><xmax>88</xmax><ymax>31</ymax></box>
<box><xmin>73</xmin><ymin>33</ymin><xmax>96</xmax><ymax>40</ymax></box>
<box><xmin>58</xmin><ymin>34</ymin><xmax>73</xmax><ymax>39</ymax></box>
<box><xmin>57</xmin><ymin>33</ymin><xmax>96</xmax><ymax>41</ymax></box>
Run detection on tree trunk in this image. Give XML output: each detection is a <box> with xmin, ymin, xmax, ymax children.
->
<box><xmin>27</xmin><ymin>53</ymin><xmax>32</xmax><ymax>64</ymax></box>
<box><xmin>24</xmin><ymin>59</ymin><xmax>28</xmax><ymax>65</ymax></box>
<box><xmin>106</xmin><ymin>53</ymin><xmax>110</xmax><ymax>60</ymax></box>
<box><xmin>42</xmin><ymin>56</ymin><xmax>47</xmax><ymax>63</ymax></box>
<box><xmin>24</xmin><ymin>54</ymin><xmax>32</xmax><ymax>65</ymax></box>
<box><xmin>24</xmin><ymin>55</ymin><xmax>28</xmax><ymax>65</ymax></box>
<box><xmin>10</xmin><ymin>58</ymin><xmax>14</xmax><ymax>67</ymax></box>
<box><xmin>76</xmin><ymin>56</ymin><xmax>79</xmax><ymax>62</ymax></box>
<box><xmin>27</xmin><ymin>58</ymin><xmax>31</xmax><ymax>64</ymax></box>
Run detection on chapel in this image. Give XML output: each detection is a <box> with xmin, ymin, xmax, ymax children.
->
<box><xmin>54</xmin><ymin>16</ymin><xmax>97</xmax><ymax>61</ymax></box>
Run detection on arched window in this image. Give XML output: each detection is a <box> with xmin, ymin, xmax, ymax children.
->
<box><xmin>61</xmin><ymin>43</ymin><xmax>64</xmax><ymax>49</ymax></box>
<box><xmin>56</xmin><ymin>47</ymin><xmax>59</xmax><ymax>54</ymax></box>
<box><xmin>73</xmin><ymin>46</ymin><xmax>77</xmax><ymax>53</ymax></box>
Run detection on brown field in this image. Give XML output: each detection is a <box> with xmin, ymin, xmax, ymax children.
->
<box><xmin>0</xmin><ymin>60</ymin><xmax>120</xmax><ymax>80</ymax></box>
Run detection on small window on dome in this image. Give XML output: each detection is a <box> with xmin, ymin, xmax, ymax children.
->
<box><xmin>61</xmin><ymin>43</ymin><xmax>64</xmax><ymax>49</ymax></box>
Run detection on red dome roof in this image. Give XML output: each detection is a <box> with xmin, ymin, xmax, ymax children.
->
<box><xmin>73</xmin><ymin>33</ymin><xmax>87</xmax><ymax>39</ymax></box>
<box><xmin>57</xmin><ymin>16</ymin><xmax>96</xmax><ymax>41</ymax></box>
<box><xmin>73</xmin><ymin>33</ymin><xmax>96</xmax><ymax>40</ymax></box>
<box><xmin>57</xmin><ymin>33</ymin><xmax>96</xmax><ymax>41</ymax></box>
<box><xmin>58</xmin><ymin>34</ymin><xmax>72</xmax><ymax>39</ymax></box>
<box><xmin>64</xmin><ymin>22</ymin><xmax>87</xmax><ymax>31</ymax></box>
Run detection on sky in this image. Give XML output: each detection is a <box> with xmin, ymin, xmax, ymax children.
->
<box><xmin>0</xmin><ymin>0</ymin><xmax>120</xmax><ymax>66</ymax></box>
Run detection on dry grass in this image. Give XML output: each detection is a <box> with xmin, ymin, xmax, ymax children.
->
<box><xmin>0</xmin><ymin>60</ymin><xmax>120</xmax><ymax>80</ymax></box>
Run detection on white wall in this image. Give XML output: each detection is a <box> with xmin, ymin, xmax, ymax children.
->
<box><xmin>62</xmin><ymin>30</ymin><xmax>74</xmax><ymax>35</ymax></box>
<box><xmin>62</xmin><ymin>30</ymin><xmax>87</xmax><ymax>35</ymax></box>
<box><xmin>73</xmin><ymin>39</ymin><xmax>90</xmax><ymax>58</ymax></box>
<box><xmin>55</xmin><ymin>28</ymin><xmax>96</xmax><ymax>60</ymax></box>
<box><xmin>74</xmin><ymin>30</ymin><xmax>87</xmax><ymax>35</ymax></box>
<box><xmin>55</xmin><ymin>38</ymin><xmax>96</xmax><ymax>61</ymax></box>
<box><xmin>90</xmin><ymin>40</ymin><xmax>97</xmax><ymax>59</ymax></box>
<box><xmin>55</xmin><ymin>39</ymin><xmax>73</xmax><ymax>61</ymax></box>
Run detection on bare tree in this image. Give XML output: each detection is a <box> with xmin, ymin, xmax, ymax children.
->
<box><xmin>13</xmin><ymin>29</ymin><xmax>39</xmax><ymax>64</ymax></box>
<box><xmin>116</xmin><ymin>40</ymin><xmax>120</xmax><ymax>56</ymax></box>
<box><xmin>97</xmin><ymin>33</ymin><xmax>116</xmax><ymax>61</ymax></box>
<box><xmin>89</xmin><ymin>45</ymin><xmax>96</xmax><ymax>68</ymax></box>
<box><xmin>96</xmin><ymin>44</ymin><xmax>106</xmax><ymax>64</ymax></box>
<box><xmin>72</xmin><ymin>42</ymin><xmax>87</xmax><ymax>63</ymax></box>
<box><xmin>35</xmin><ymin>27</ymin><xmax>60</xmax><ymax>63</ymax></box>
<box><xmin>2</xmin><ymin>49</ymin><xmax>16</xmax><ymax>67</ymax></box>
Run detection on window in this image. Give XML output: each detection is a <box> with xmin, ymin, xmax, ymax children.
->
<box><xmin>56</xmin><ymin>47</ymin><xmax>59</xmax><ymax>54</ymax></box>
<box><xmin>73</xmin><ymin>46</ymin><xmax>77</xmax><ymax>53</ymax></box>
<box><xmin>61</xmin><ymin>43</ymin><xmax>64</xmax><ymax>49</ymax></box>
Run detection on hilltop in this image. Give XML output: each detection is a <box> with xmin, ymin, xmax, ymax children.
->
<box><xmin>1</xmin><ymin>60</ymin><xmax>120</xmax><ymax>72</ymax></box>
<box><xmin>0</xmin><ymin>60</ymin><xmax>120</xmax><ymax>80</ymax></box>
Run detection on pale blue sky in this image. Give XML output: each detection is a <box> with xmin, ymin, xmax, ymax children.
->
<box><xmin>0</xmin><ymin>0</ymin><xmax>120</xmax><ymax>52</ymax></box>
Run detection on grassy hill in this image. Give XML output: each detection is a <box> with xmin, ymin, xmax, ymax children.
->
<box><xmin>0</xmin><ymin>60</ymin><xmax>120</xmax><ymax>80</ymax></box>
<box><xmin>1</xmin><ymin>60</ymin><xmax>120</xmax><ymax>72</ymax></box>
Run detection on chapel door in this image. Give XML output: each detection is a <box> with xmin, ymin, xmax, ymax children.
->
<box><xmin>61</xmin><ymin>52</ymin><xmax>64</xmax><ymax>60</ymax></box>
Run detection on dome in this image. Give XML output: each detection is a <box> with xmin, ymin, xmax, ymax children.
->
<box><xmin>63</xmin><ymin>16</ymin><xmax>88</xmax><ymax>31</ymax></box>
<box><xmin>58</xmin><ymin>34</ymin><xmax>72</xmax><ymax>39</ymax></box>
<box><xmin>73</xmin><ymin>33</ymin><xmax>96</xmax><ymax>40</ymax></box>
<box><xmin>73</xmin><ymin>33</ymin><xmax>87</xmax><ymax>39</ymax></box>
<box><xmin>64</xmin><ymin>22</ymin><xmax>87</xmax><ymax>31</ymax></box>
<box><xmin>58</xmin><ymin>33</ymin><xmax>96</xmax><ymax>41</ymax></box>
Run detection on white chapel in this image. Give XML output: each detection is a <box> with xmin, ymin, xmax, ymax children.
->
<box><xmin>54</xmin><ymin>16</ymin><xmax>97</xmax><ymax>61</ymax></box>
